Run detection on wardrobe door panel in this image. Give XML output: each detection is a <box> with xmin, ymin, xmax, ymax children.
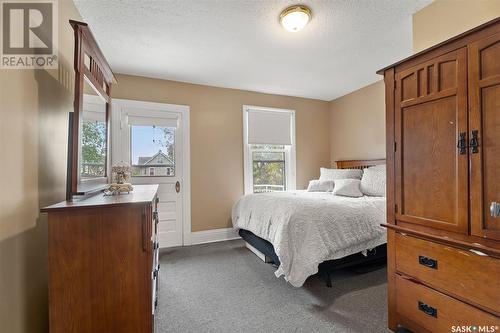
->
<box><xmin>469</xmin><ymin>31</ymin><xmax>500</xmax><ymax>241</ymax></box>
<box><xmin>394</xmin><ymin>48</ymin><xmax>468</xmax><ymax>234</ymax></box>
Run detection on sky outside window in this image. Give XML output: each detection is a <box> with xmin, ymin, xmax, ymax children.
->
<box><xmin>131</xmin><ymin>125</ymin><xmax>175</xmax><ymax>165</ymax></box>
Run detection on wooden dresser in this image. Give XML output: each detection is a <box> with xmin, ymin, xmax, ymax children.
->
<box><xmin>378</xmin><ymin>18</ymin><xmax>500</xmax><ymax>332</ymax></box>
<box><xmin>42</xmin><ymin>185</ymin><xmax>160</xmax><ymax>333</ymax></box>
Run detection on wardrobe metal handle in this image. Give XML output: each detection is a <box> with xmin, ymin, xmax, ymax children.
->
<box><xmin>175</xmin><ymin>181</ymin><xmax>181</xmax><ymax>193</ymax></box>
<box><xmin>418</xmin><ymin>301</ymin><xmax>438</xmax><ymax>318</ymax></box>
<box><xmin>470</xmin><ymin>130</ymin><xmax>479</xmax><ymax>154</ymax></box>
<box><xmin>457</xmin><ymin>132</ymin><xmax>467</xmax><ymax>155</ymax></box>
<box><xmin>491</xmin><ymin>202</ymin><xmax>500</xmax><ymax>218</ymax></box>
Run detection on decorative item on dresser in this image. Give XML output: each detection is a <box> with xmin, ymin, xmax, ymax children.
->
<box><xmin>378</xmin><ymin>17</ymin><xmax>500</xmax><ymax>332</ymax></box>
<box><xmin>42</xmin><ymin>185</ymin><xmax>160</xmax><ymax>333</ymax></box>
<box><xmin>107</xmin><ymin>162</ymin><xmax>134</xmax><ymax>195</ymax></box>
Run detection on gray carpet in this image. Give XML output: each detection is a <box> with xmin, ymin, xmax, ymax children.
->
<box><xmin>156</xmin><ymin>239</ymin><xmax>393</xmax><ymax>333</ymax></box>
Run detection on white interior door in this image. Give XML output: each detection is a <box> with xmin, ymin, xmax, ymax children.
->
<box><xmin>112</xmin><ymin>99</ymin><xmax>190</xmax><ymax>248</ymax></box>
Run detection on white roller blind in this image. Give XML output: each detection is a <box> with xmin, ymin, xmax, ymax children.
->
<box><xmin>127</xmin><ymin>115</ymin><xmax>178</xmax><ymax>128</ymax></box>
<box><xmin>247</xmin><ymin>109</ymin><xmax>292</xmax><ymax>145</ymax></box>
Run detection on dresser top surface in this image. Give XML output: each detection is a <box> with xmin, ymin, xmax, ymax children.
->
<box><xmin>41</xmin><ymin>184</ymin><xmax>159</xmax><ymax>212</ymax></box>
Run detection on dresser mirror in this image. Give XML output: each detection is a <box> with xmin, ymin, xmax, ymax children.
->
<box><xmin>80</xmin><ymin>78</ymin><xmax>107</xmax><ymax>181</ymax></box>
<box><xmin>68</xmin><ymin>20</ymin><xmax>115</xmax><ymax>199</ymax></box>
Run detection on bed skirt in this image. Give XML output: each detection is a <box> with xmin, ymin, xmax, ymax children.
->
<box><xmin>238</xmin><ymin>228</ymin><xmax>387</xmax><ymax>286</ymax></box>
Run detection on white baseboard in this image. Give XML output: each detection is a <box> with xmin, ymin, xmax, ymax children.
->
<box><xmin>190</xmin><ymin>228</ymin><xmax>240</xmax><ymax>245</ymax></box>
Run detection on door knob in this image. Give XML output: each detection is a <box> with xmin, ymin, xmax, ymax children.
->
<box><xmin>175</xmin><ymin>181</ymin><xmax>181</xmax><ymax>193</ymax></box>
<box><xmin>491</xmin><ymin>202</ymin><xmax>500</xmax><ymax>218</ymax></box>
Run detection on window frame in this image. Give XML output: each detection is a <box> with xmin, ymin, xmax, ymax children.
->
<box><xmin>242</xmin><ymin>105</ymin><xmax>296</xmax><ymax>195</ymax></box>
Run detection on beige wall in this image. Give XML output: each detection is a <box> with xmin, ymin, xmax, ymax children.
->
<box><xmin>0</xmin><ymin>1</ymin><xmax>81</xmax><ymax>332</ymax></box>
<box><xmin>329</xmin><ymin>81</ymin><xmax>386</xmax><ymax>163</ymax></box>
<box><xmin>112</xmin><ymin>75</ymin><xmax>331</xmax><ymax>232</ymax></box>
<box><xmin>413</xmin><ymin>0</ymin><xmax>500</xmax><ymax>52</ymax></box>
<box><xmin>328</xmin><ymin>0</ymin><xmax>500</xmax><ymax>164</ymax></box>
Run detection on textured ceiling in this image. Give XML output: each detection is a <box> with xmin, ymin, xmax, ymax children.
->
<box><xmin>74</xmin><ymin>0</ymin><xmax>431</xmax><ymax>101</ymax></box>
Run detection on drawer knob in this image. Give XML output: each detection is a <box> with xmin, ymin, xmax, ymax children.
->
<box><xmin>419</xmin><ymin>256</ymin><xmax>438</xmax><ymax>269</ymax></box>
<box><xmin>418</xmin><ymin>301</ymin><xmax>437</xmax><ymax>318</ymax></box>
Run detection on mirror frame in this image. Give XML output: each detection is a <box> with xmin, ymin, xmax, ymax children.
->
<box><xmin>68</xmin><ymin>20</ymin><xmax>115</xmax><ymax>199</ymax></box>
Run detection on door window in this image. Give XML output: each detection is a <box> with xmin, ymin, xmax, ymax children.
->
<box><xmin>130</xmin><ymin>125</ymin><xmax>176</xmax><ymax>177</ymax></box>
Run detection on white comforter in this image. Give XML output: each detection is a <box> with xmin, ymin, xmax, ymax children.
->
<box><xmin>231</xmin><ymin>191</ymin><xmax>386</xmax><ymax>287</ymax></box>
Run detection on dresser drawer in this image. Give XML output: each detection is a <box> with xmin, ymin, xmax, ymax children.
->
<box><xmin>396</xmin><ymin>275</ymin><xmax>499</xmax><ymax>333</ymax></box>
<box><xmin>395</xmin><ymin>233</ymin><xmax>500</xmax><ymax>314</ymax></box>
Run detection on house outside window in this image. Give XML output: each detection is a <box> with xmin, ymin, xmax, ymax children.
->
<box><xmin>130</xmin><ymin>124</ymin><xmax>176</xmax><ymax>177</ymax></box>
<box><xmin>243</xmin><ymin>106</ymin><xmax>296</xmax><ymax>194</ymax></box>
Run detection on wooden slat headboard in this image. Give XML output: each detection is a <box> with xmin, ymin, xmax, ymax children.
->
<box><xmin>335</xmin><ymin>159</ymin><xmax>386</xmax><ymax>170</ymax></box>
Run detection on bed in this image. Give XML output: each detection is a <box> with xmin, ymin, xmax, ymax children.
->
<box><xmin>231</xmin><ymin>159</ymin><xmax>387</xmax><ymax>287</ymax></box>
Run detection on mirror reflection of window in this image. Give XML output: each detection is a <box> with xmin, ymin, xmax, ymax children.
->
<box><xmin>80</xmin><ymin>78</ymin><xmax>107</xmax><ymax>180</ymax></box>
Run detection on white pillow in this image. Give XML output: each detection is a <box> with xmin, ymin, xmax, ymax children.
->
<box><xmin>319</xmin><ymin>167</ymin><xmax>363</xmax><ymax>181</ymax></box>
<box><xmin>307</xmin><ymin>180</ymin><xmax>334</xmax><ymax>192</ymax></box>
<box><xmin>332</xmin><ymin>179</ymin><xmax>363</xmax><ymax>197</ymax></box>
<box><xmin>360</xmin><ymin>165</ymin><xmax>386</xmax><ymax>197</ymax></box>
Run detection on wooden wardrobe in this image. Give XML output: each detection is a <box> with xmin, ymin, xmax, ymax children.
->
<box><xmin>378</xmin><ymin>18</ymin><xmax>500</xmax><ymax>332</ymax></box>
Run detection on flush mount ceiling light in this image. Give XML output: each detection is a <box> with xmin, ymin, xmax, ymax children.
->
<box><xmin>280</xmin><ymin>5</ymin><xmax>312</xmax><ymax>32</ymax></box>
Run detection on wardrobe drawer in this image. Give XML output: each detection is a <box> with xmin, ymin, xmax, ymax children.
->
<box><xmin>395</xmin><ymin>233</ymin><xmax>500</xmax><ymax>313</ymax></box>
<box><xmin>396</xmin><ymin>275</ymin><xmax>499</xmax><ymax>333</ymax></box>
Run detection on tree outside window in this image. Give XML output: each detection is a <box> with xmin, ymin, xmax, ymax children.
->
<box><xmin>81</xmin><ymin>120</ymin><xmax>106</xmax><ymax>177</ymax></box>
<box><xmin>251</xmin><ymin>145</ymin><xmax>286</xmax><ymax>193</ymax></box>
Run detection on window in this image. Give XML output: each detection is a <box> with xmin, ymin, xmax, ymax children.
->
<box><xmin>130</xmin><ymin>125</ymin><xmax>176</xmax><ymax>177</ymax></box>
<box><xmin>251</xmin><ymin>145</ymin><xmax>286</xmax><ymax>193</ymax></box>
<box><xmin>243</xmin><ymin>106</ymin><xmax>296</xmax><ymax>194</ymax></box>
